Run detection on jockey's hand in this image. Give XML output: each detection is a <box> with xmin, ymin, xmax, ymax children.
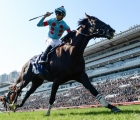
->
<box><xmin>61</xmin><ymin>36</ymin><xmax>67</xmax><ymax>42</ymax></box>
<box><xmin>61</xmin><ymin>39</ymin><xmax>67</xmax><ymax>43</ymax></box>
<box><xmin>44</xmin><ymin>12</ymin><xmax>52</xmax><ymax>18</ymax></box>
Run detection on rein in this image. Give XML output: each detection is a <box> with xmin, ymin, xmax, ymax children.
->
<box><xmin>75</xmin><ymin>24</ymin><xmax>100</xmax><ymax>37</ymax></box>
<box><xmin>75</xmin><ymin>30</ymin><xmax>90</xmax><ymax>36</ymax></box>
<box><xmin>75</xmin><ymin>30</ymin><xmax>99</xmax><ymax>36</ymax></box>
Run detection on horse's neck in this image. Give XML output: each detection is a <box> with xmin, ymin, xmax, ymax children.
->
<box><xmin>53</xmin><ymin>29</ymin><xmax>90</xmax><ymax>64</ymax></box>
<box><xmin>71</xmin><ymin>28</ymin><xmax>90</xmax><ymax>59</ymax></box>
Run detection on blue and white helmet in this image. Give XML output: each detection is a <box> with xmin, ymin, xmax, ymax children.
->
<box><xmin>55</xmin><ymin>6</ymin><xmax>66</xmax><ymax>17</ymax></box>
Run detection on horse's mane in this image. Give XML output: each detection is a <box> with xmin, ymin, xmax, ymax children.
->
<box><xmin>78</xmin><ymin>18</ymin><xmax>88</xmax><ymax>26</ymax></box>
<box><xmin>61</xmin><ymin>18</ymin><xmax>89</xmax><ymax>42</ymax></box>
<box><xmin>78</xmin><ymin>16</ymin><xmax>98</xmax><ymax>26</ymax></box>
<box><xmin>61</xmin><ymin>18</ymin><xmax>90</xmax><ymax>42</ymax></box>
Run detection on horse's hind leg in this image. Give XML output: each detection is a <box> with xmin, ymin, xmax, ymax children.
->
<box><xmin>18</xmin><ymin>78</ymin><xmax>44</xmax><ymax>107</ymax></box>
<box><xmin>77</xmin><ymin>72</ymin><xmax>121</xmax><ymax>113</ymax></box>
<box><xmin>3</xmin><ymin>101</ymin><xmax>7</xmax><ymax>111</ymax></box>
<box><xmin>14</xmin><ymin>62</ymin><xmax>33</xmax><ymax>103</ymax></box>
<box><xmin>13</xmin><ymin>61</ymin><xmax>31</xmax><ymax>86</ymax></box>
<box><xmin>19</xmin><ymin>61</ymin><xmax>33</xmax><ymax>89</ymax></box>
<box><xmin>13</xmin><ymin>77</ymin><xmax>31</xmax><ymax>104</ymax></box>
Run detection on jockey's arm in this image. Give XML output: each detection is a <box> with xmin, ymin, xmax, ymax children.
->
<box><xmin>66</xmin><ymin>28</ymin><xmax>71</xmax><ymax>33</ymax></box>
<box><xmin>61</xmin><ymin>28</ymin><xmax>71</xmax><ymax>42</ymax></box>
<box><xmin>37</xmin><ymin>12</ymin><xmax>52</xmax><ymax>27</ymax></box>
<box><xmin>37</xmin><ymin>17</ymin><xmax>48</xmax><ymax>27</ymax></box>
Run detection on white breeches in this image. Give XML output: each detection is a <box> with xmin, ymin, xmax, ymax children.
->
<box><xmin>45</xmin><ymin>37</ymin><xmax>61</xmax><ymax>48</ymax></box>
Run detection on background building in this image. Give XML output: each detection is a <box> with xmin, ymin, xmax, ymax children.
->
<box><xmin>0</xmin><ymin>71</ymin><xmax>20</xmax><ymax>96</ymax></box>
<box><xmin>8</xmin><ymin>70</ymin><xmax>20</xmax><ymax>82</ymax></box>
<box><xmin>0</xmin><ymin>74</ymin><xmax>8</xmax><ymax>82</ymax></box>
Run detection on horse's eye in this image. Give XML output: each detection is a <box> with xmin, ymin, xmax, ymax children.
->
<box><xmin>91</xmin><ymin>19</ymin><xmax>96</xmax><ymax>24</ymax></box>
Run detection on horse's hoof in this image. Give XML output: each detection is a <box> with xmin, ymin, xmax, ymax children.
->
<box><xmin>13</xmin><ymin>104</ymin><xmax>19</xmax><ymax>112</ymax></box>
<box><xmin>46</xmin><ymin>111</ymin><xmax>50</xmax><ymax>116</ymax></box>
<box><xmin>111</xmin><ymin>107</ymin><xmax>121</xmax><ymax>113</ymax></box>
<box><xmin>46</xmin><ymin>113</ymin><xmax>50</xmax><ymax>116</ymax></box>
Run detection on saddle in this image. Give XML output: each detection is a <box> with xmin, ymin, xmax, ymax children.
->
<box><xmin>30</xmin><ymin>54</ymin><xmax>53</xmax><ymax>81</ymax></box>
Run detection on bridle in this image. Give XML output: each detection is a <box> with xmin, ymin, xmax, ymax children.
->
<box><xmin>76</xmin><ymin>19</ymin><xmax>111</xmax><ymax>37</ymax></box>
<box><xmin>75</xmin><ymin>30</ymin><xmax>91</xmax><ymax>36</ymax></box>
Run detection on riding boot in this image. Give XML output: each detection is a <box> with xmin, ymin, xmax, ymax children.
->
<box><xmin>38</xmin><ymin>45</ymin><xmax>53</xmax><ymax>64</ymax></box>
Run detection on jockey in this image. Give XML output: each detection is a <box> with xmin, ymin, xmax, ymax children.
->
<box><xmin>37</xmin><ymin>6</ymin><xmax>71</xmax><ymax>64</ymax></box>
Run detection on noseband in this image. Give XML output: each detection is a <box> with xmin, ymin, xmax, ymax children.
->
<box><xmin>98</xmin><ymin>24</ymin><xmax>111</xmax><ymax>35</ymax></box>
<box><xmin>76</xmin><ymin>30</ymin><xmax>91</xmax><ymax>36</ymax></box>
<box><xmin>76</xmin><ymin>22</ymin><xmax>110</xmax><ymax>37</ymax></box>
<box><xmin>75</xmin><ymin>26</ymin><xmax>99</xmax><ymax>36</ymax></box>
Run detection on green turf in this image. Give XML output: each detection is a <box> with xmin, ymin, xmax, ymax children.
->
<box><xmin>0</xmin><ymin>105</ymin><xmax>140</xmax><ymax>120</ymax></box>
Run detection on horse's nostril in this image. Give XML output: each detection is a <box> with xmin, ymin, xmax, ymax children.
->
<box><xmin>99</xmin><ymin>29</ymin><xmax>105</xmax><ymax>35</ymax></box>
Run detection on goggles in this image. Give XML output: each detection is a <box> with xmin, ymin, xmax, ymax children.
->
<box><xmin>55</xmin><ymin>11</ymin><xmax>63</xmax><ymax>16</ymax></box>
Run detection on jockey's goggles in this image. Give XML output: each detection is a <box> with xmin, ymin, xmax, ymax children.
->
<box><xmin>55</xmin><ymin>11</ymin><xmax>63</xmax><ymax>16</ymax></box>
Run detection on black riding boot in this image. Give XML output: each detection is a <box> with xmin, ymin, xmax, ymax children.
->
<box><xmin>38</xmin><ymin>45</ymin><xmax>53</xmax><ymax>64</ymax></box>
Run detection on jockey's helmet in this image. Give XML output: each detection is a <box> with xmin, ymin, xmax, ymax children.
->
<box><xmin>55</xmin><ymin>6</ymin><xmax>66</xmax><ymax>17</ymax></box>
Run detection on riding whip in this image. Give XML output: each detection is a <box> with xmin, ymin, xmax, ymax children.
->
<box><xmin>29</xmin><ymin>12</ymin><xmax>53</xmax><ymax>21</ymax></box>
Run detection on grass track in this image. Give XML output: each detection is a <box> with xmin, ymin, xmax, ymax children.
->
<box><xmin>0</xmin><ymin>105</ymin><xmax>140</xmax><ymax>120</ymax></box>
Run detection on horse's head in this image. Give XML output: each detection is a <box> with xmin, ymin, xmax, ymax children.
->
<box><xmin>78</xmin><ymin>13</ymin><xmax>115</xmax><ymax>40</ymax></box>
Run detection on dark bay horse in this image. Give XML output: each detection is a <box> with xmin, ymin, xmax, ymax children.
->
<box><xmin>11</xmin><ymin>13</ymin><xmax>121</xmax><ymax>115</ymax></box>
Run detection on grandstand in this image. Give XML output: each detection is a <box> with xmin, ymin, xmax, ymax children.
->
<box><xmin>0</xmin><ymin>24</ymin><xmax>140</xmax><ymax>104</ymax></box>
<box><xmin>85</xmin><ymin>24</ymin><xmax>140</xmax><ymax>82</ymax></box>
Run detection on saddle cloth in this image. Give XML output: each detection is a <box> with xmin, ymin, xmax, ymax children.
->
<box><xmin>30</xmin><ymin>54</ymin><xmax>48</xmax><ymax>74</ymax></box>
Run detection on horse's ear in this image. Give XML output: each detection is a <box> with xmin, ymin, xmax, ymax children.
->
<box><xmin>85</xmin><ymin>13</ymin><xmax>90</xmax><ymax>19</ymax></box>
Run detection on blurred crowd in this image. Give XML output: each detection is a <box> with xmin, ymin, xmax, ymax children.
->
<box><xmin>17</xmin><ymin>75</ymin><xmax>140</xmax><ymax>111</ymax></box>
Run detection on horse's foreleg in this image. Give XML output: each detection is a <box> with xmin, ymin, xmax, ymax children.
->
<box><xmin>46</xmin><ymin>79</ymin><xmax>61</xmax><ymax>116</ymax></box>
<box><xmin>13</xmin><ymin>81</ymin><xmax>29</xmax><ymax>104</ymax></box>
<box><xmin>78</xmin><ymin>72</ymin><xmax>121</xmax><ymax>113</ymax></box>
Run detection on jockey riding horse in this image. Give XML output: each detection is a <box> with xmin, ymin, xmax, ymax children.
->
<box><xmin>10</xmin><ymin>13</ymin><xmax>121</xmax><ymax>115</ymax></box>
